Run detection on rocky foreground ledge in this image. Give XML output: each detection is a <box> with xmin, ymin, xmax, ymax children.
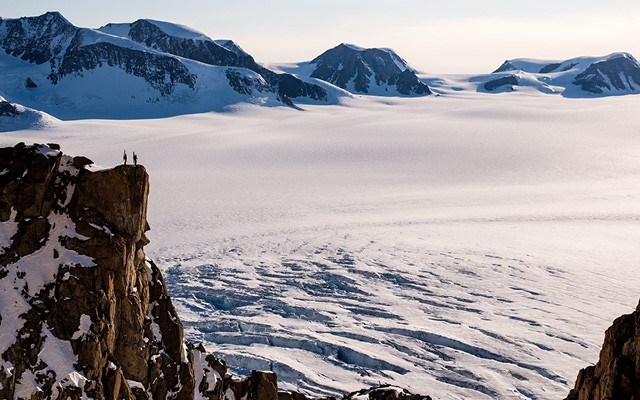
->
<box><xmin>0</xmin><ymin>143</ymin><xmax>431</xmax><ymax>400</ymax></box>
<box><xmin>565</xmin><ymin>300</ymin><xmax>640</xmax><ymax>400</ymax></box>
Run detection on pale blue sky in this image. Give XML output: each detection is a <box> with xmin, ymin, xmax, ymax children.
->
<box><xmin>3</xmin><ymin>1</ymin><xmax>639</xmax><ymax>73</ymax></box>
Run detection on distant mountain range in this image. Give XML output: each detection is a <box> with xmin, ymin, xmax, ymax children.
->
<box><xmin>0</xmin><ymin>12</ymin><xmax>339</xmax><ymax>119</ymax></box>
<box><xmin>476</xmin><ymin>53</ymin><xmax>640</xmax><ymax>96</ymax></box>
<box><xmin>1</xmin><ymin>11</ymin><xmax>639</xmax><ymax>122</ymax></box>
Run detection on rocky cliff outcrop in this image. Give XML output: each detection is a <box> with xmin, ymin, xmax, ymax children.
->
<box><xmin>0</xmin><ymin>143</ymin><xmax>430</xmax><ymax>400</ymax></box>
<box><xmin>565</xmin><ymin>300</ymin><xmax>640</xmax><ymax>400</ymax></box>
<box><xmin>0</xmin><ymin>142</ymin><xmax>200</xmax><ymax>399</ymax></box>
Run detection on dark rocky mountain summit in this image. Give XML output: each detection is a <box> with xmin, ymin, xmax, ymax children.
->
<box><xmin>0</xmin><ymin>11</ymin><xmax>76</xmax><ymax>65</ymax></box>
<box><xmin>573</xmin><ymin>54</ymin><xmax>640</xmax><ymax>94</ymax></box>
<box><xmin>0</xmin><ymin>12</ymin><xmax>197</xmax><ymax>97</ymax></box>
<box><xmin>565</xmin><ymin>300</ymin><xmax>640</xmax><ymax>400</ymax></box>
<box><xmin>0</xmin><ymin>143</ymin><xmax>430</xmax><ymax>400</ymax></box>
<box><xmin>309</xmin><ymin>44</ymin><xmax>431</xmax><ymax>96</ymax></box>
<box><xmin>483</xmin><ymin>75</ymin><xmax>519</xmax><ymax>92</ymax></box>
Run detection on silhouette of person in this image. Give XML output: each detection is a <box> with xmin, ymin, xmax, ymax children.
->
<box><xmin>133</xmin><ymin>152</ymin><xmax>138</xmax><ymax>166</ymax></box>
<box><xmin>123</xmin><ymin>150</ymin><xmax>127</xmax><ymax>165</ymax></box>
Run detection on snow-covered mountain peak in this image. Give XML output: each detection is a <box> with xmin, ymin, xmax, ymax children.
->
<box><xmin>140</xmin><ymin>19</ymin><xmax>211</xmax><ymax>41</ymax></box>
<box><xmin>0</xmin><ymin>11</ymin><xmax>78</xmax><ymax>65</ymax></box>
<box><xmin>595</xmin><ymin>52</ymin><xmax>639</xmax><ymax>67</ymax></box>
<box><xmin>33</xmin><ymin>10</ymin><xmax>73</xmax><ymax>27</ymax></box>
<box><xmin>320</xmin><ymin>43</ymin><xmax>413</xmax><ymax>72</ymax></box>
<box><xmin>481</xmin><ymin>52</ymin><xmax>640</xmax><ymax>96</ymax></box>
<box><xmin>308</xmin><ymin>43</ymin><xmax>430</xmax><ymax>96</ymax></box>
<box><xmin>6</xmin><ymin>10</ymin><xmax>75</xmax><ymax>34</ymax></box>
<box><xmin>214</xmin><ymin>39</ymin><xmax>248</xmax><ymax>57</ymax></box>
<box><xmin>99</xmin><ymin>18</ymin><xmax>331</xmax><ymax>104</ymax></box>
<box><xmin>494</xmin><ymin>52</ymin><xmax>638</xmax><ymax>75</ymax></box>
<box><xmin>0</xmin><ymin>11</ymin><xmax>337</xmax><ymax>118</ymax></box>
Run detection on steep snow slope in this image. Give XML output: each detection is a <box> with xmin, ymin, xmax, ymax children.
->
<box><xmin>0</xmin><ymin>95</ymin><xmax>57</xmax><ymax>132</ymax></box>
<box><xmin>98</xmin><ymin>18</ymin><xmax>334</xmax><ymax>105</ymax></box>
<box><xmin>1</xmin><ymin>94</ymin><xmax>639</xmax><ymax>399</ymax></box>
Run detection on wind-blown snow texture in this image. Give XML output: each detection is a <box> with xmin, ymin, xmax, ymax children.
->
<box><xmin>1</xmin><ymin>94</ymin><xmax>639</xmax><ymax>399</ymax></box>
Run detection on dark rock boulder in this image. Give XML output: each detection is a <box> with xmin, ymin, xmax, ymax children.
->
<box><xmin>539</xmin><ymin>63</ymin><xmax>562</xmax><ymax>73</ymax></box>
<box><xmin>0</xmin><ymin>11</ymin><xmax>77</xmax><ymax>65</ymax></box>
<box><xmin>483</xmin><ymin>75</ymin><xmax>519</xmax><ymax>92</ymax></box>
<box><xmin>565</xmin><ymin>300</ymin><xmax>640</xmax><ymax>400</ymax></box>
<box><xmin>25</xmin><ymin>77</ymin><xmax>38</xmax><ymax>89</ymax></box>
<box><xmin>0</xmin><ymin>101</ymin><xmax>20</xmax><ymax>117</ymax></box>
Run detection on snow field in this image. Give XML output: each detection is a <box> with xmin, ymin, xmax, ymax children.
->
<box><xmin>1</xmin><ymin>93</ymin><xmax>639</xmax><ymax>398</ymax></box>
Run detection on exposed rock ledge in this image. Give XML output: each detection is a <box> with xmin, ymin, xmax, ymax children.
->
<box><xmin>0</xmin><ymin>143</ymin><xmax>430</xmax><ymax>400</ymax></box>
<box><xmin>565</xmin><ymin>300</ymin><xmax>640</xmax><ymax>400</ymax></box>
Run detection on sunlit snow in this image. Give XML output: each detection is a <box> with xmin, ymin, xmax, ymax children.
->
<box><xmin>1</xmin><ymin>93</ymin><xmax>639</xmax><ymax>399</ymax></box>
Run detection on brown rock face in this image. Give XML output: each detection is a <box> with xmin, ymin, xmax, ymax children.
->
<box><xmin>226</xmin><ymin>370</ymin><xmax>278</xmax><ymax>400</ymax></box>
<box><xmin>565</xmin><ymin>301</ymin><xmax>640</xmax><ymax>400</ymax></box>
<box><xmin>343</xmin><ymin>385</ymin><xmax>431</xmax><ymax>400</ymax></box>
<box><xmin>0</xmin><ymin>143</ymin><xmax>197</xmax><ymax>399</ymax></box>
<box><xmin>0</xmin><ymin>143</ymin><xmax>432</xmax><ymax>400</ymax></box>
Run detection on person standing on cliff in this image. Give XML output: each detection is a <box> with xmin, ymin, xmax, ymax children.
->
<box><xmin>133</xmin><ymin>152</ymin><xmax>138</xmax><ymax>166</ymax></box>
<box><xmin>123</xmin><ymin>150</ymin><xmax>127</xmax><ymax>165</ymax></box>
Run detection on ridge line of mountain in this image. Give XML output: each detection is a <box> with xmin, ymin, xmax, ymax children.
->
<box><xmin>0</xmin><ymin>11</ymin><xmax>639</xmax><ymax>123</ymax></box>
